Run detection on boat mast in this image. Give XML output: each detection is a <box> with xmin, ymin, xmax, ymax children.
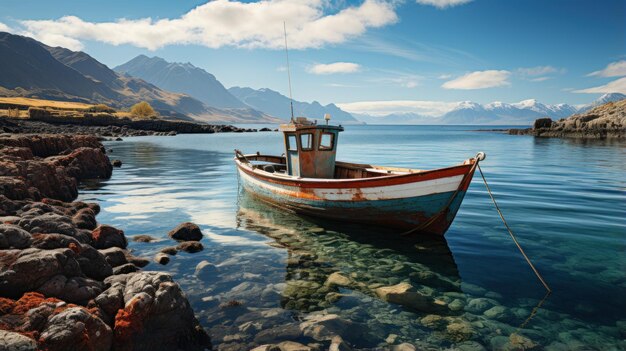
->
<box><xmin>283</xmin><ymin>21</ymin><xmax>295</xmax><ymax>123</ymax></box>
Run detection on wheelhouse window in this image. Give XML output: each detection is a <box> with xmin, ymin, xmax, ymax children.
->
<box><xmin>300</xmin><ymin>133</ymin><xmax>313</xmax><ymax>151</ymax></box>
<box><xmin>319</xmin><ymin>132</ymin><xmax>334</xmax><ymax>150</ymax></box>
<box><xmin>287</xmin><ymin>134</ymin><xmax>297</xmax><ymax>151</ymax></box>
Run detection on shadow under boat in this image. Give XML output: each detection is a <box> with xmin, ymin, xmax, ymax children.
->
<box><xmin>236</xmin><ymin>191</ymin><xmax>463</xmax><ymax>314</ymax></box>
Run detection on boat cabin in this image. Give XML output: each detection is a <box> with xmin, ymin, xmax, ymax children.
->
<box><xmin>279</xmin><ymin>116</ymin><xmax>344</xmax><ymax>178</ymax></box>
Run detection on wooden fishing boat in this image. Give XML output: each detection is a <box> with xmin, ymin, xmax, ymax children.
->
<box><xmin>234</xmin><ymin>117</ymin><xmax>485</xmax><ymax>236</ymax></box>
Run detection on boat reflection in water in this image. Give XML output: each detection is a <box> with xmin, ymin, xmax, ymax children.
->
<box><xmin>236</xmin><ymin>191</ymin><xmax>463</xmax><ymax>314</ymax></box>
<box><xmin>234</xmin><ymin>192</ymin><xmax>554</xmax><ymax>349</ymax></box>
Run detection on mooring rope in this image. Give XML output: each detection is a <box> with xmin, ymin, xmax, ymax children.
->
<box><xmin>477</xmin><ymin>163</ymin><xmax>552</xmax><ymax>293</ymax></box>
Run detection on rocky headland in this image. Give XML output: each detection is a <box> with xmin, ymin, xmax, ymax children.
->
<box><xmin>509</xmin><ymin>98</ymin><xmax>626</xmax><ymax>138</ymax></box>
<box><xmin>0</xmin><ymin>134</ymin><xmax>211</xmax><ymax>350</ymax></box>
<box><xmin>1</xmin><ymin>108</ymin><xmax>274</xmax><ymax>139</ymax></box>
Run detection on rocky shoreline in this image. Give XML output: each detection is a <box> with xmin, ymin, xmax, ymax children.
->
<box><xmin>508</xmin><ymin>99</ymin><xmax>626</xmax><ymax>139</ymax></box>
<box><xmin>0</xmin><ymin>134</ymin><xmax>211</xmax><ymax>350</ymax></box>
<box><xmin>0</xmin><ymin>116</ymin><xmax>273</xmax><ymax>138</ymax></box>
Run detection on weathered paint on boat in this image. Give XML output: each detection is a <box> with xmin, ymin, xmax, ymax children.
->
<box><xmin>235</xmin><ymin>155</ymin><xmax>478</xmax><ymax>235</ymax></box>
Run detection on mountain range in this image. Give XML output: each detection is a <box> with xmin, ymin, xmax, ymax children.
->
<box><xmin>114</xmin><ymin>56</ymin><xmax>360</xmax><ymax>124</ymax></box>
<box><xmin>1</xmin><ymin>31</ymin><xmax>623</xmax><ymax>125</ymax></box>
<box><xmin>355</xmin><ymin>93</ymin><xmax>626</xmax><ymax>125</ymax></box>
<box><xmin>228</xmin><ymin>87</ymin><xmax>359</xmax><ymax>124</ymax></box>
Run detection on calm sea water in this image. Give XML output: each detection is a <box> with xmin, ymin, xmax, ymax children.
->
<box><xmin>80</xmin><ymin>125</ymin><xmax>626</xmax><ymax>350</ymax></box>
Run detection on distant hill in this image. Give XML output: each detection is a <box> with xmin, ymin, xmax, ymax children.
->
<box><xmin>0</xmin><ymin>32</ymin><xmax>279</xmax><ymax>123</ymax></box>
<box><xmin>439</xmin><ymin>99</ymin><xmax>578</xmax><ymax>125</ymax></box>
<box><xmin>228</xmin><ymin>86</ymin><xmax>360</xmax><ymax>124</ymax></box>
<box><xmin>353</xmin><ymin>94</ymin><xmax>624</xmax><ymax>125</ymax></box>
<box><xmin>0</xmin><ymin>32</ymin><xmax>119</xmax><ymax>103</ymax></box>
<box><xmin>115</xmin><ymin>55</ymin><xmax>247</xmax><ymax>109</ymax></box>
<box><xmin>354</xmin><ymin>112</ymin><xmax>438</xmax><ymax>125</ymax></box>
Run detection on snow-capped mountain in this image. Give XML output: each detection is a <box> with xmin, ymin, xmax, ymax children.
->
<box><xmin>356</xmin><ymin>93</ymin><xmax>626</xmax><ymax>125</ymax></box>
<box><xmin>578</xmin><ymin>93</ymin><xmax>626</xmax><ymax>113</ymax></box>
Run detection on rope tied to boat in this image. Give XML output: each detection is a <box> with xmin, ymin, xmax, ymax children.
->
<box><xmin>477</xmin><ymin>163</ymin><xmax>552</xmax><ymax>293</ymax></box>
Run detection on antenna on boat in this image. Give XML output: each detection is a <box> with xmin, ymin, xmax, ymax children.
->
<box><xmin>283</xmin><ymin>21</ymin><xmax>295</xmax><ymax>123</ymax></box>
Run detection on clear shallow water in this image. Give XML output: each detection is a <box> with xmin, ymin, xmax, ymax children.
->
<box><xmin>80</xmin><ymin>126</ymin><xmax>626</xmax><ymax>350</ymax></box>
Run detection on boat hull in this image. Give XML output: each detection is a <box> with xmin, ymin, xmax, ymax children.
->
<box><xmin>236</xmin><ymin>158</ymin><xmax>478</xmax><ymax>236</ymax></box>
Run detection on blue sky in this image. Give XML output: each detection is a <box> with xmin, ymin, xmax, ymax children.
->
<box><xmin>1</xmin><ymin>0</ymin><xmax>624</xmax><ymax>116</ymax></box>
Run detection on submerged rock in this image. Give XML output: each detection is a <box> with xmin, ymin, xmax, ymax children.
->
<box><xmin>177</xmin><ymin>241</ymin><xmax>204</xmax><ymax>253</ymax></box>
<box><xmin>154</xmin><ymin>253</ymin><xmax>170</xmax><ymax>265</ymax></box>
<box><xmin>168</xmin><ymin>222</ymin><xmax>203</xmax><ymax>241</ymax></box>
<box><xmin>160</xmin><ymin>246</ymin><xmax>178</xmax><ymax>255</ymax></box>
<box><xmin>195</xmin><ymin>260</ymin><xmax>217</xmax><ymax>279</ymax></box>
<box><xmin>374</xmin><ymin>282</ymin><xmax>445</xmax><ymax>312</ymax></box>
<box><xmin>132</xmin><ymin>234</ymin><xmax>156</xmax><ymax>243</ymax></box>
<box><xmin>324</xmin><ymin>272</ymin><xmax>352</xmax><ymax>287</ymax></box>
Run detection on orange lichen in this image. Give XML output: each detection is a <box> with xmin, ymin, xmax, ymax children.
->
<box><xmin>12</xmin><ymin>292</ymin><xmax>63</xmax><ymax>315</ymax></box>
<box><xmin>68</xmin><ymin>242</ymin><xmax>81</xmax><ymax>254</ymax></box>
<box><xmin>113</xmin><ymin>298</ymin><xmax>145</xmax><ymax>350</ymax></box>
<box><xmin>0</xmin><ymin>297</ymin><xmax>15</xmax><ymax>314</ymax></box>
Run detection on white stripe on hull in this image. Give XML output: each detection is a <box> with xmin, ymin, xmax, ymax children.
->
<box><xmin>238</xmin><ymin>168</ymin><xmax>463</xmax><ymax>201</ymax></box>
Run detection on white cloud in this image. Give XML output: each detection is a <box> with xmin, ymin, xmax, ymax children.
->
<box><xmin>307</xmin><ymin>62</ymin><xmax>361</xmax><ymax>74</ymax></box>
<box><xmin>442</xmin><ymin>70</ymin><xmax>511</xmax><ymax>89</ymax></box>
<box><xmin>587</xmin><ymin>60</ymin><xmax>626</xmax><ymax>78</ymax></box>
<box><xmin>415</xmin><ymin>0</ymin><xmax>472</xmax><ymax>9</ymax></box>
<box><xmin>337</xmin><ymin>100</ymin><xmax>458</xmax><ymax>116</ymax></box>
<box><xmin>530</xmin><ymin>77</ymin><xmax>551</xmax><ymax>82</ymax></box>
<box><xmin>17</xmin><ymin>0</ymin><xmax>398</xmax><ymax>51</ymax></box>
<box><xmin>517</xmin><ymin>66</ymin><xmax>558</xmax><ymax>76</ymax></box>
<box><xmin>574</xmin><ymin>77</ymin><xmax>626</xmax><ymax>94</ymax></box>
<box><xmin>0</xmin><ymin>22</ymin><xmax>11</xmax><ymax>32</ymax></box>
<box><xmin>438</xmin><ymin>74</ymin><xmax>453</xmax><ymax>79</ymax></box>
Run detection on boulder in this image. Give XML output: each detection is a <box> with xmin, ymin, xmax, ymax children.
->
<box><xmin>39</xmin><ymin>307</ymin><xmax>112</xmax><ymax>351</ymax></box>
<box><xmin>0</xmin><ymin>248</ymin><xmax>81</xmax><ymax>298</ymax></box>
<box><xmin>113</xmin><ymin>263</ymin><xmax>140</xmax><ymax>275</ymax></box>
<box><xmin>72</xmin><ymin>207</ymin><xmax>97</xmax><ymax>230</ymax></box>
<box><xmin>75</xmin><ymin>245</ymin><xmax>113</xmax><ymax>280</ymax></box>
<box><xmin>91</xmin><ymin>224</ymin><xmax>127</xmax><ymax>249</ymax></box>
<box><xmin>0</xmin><ymin>330</ymin><xmax>37</xmax><ymax>351</ymax></box>
<box><xmin>99</xmin><ymin>247</ymin><xmax>128</xmax><ymax>267</ymax></box>
<box><xmin>30</xmin><ymin>233</ymin><xmax>80</xmax><ymax>250</ymax></box>
<box><xmin>0</xmin><ymin>223</ymin><xmax>32</xmax><ymax>249</ymax></box>
<box><xmin>37</xmin><ymin>275</ymin><xmax>104</xmax><ymax>304</ymax></box>
<box><xmin>168</xmin><ymin>222</ymin><xmax>203</xmax><ymax>241</ymax></box>
<box><xmin>17</xmin><ymin>212</ymin><xmax>79</xmax><ymax>239</ymax></box>
<box><xmin>533</xmin><ymin>118</ymin><xmax>553</xmax><ymax>129</ymax></box>
<box><xmin>106</xmin><ymin>272</ymin><xmax>211</xmax><ymax>350</ymax></box>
